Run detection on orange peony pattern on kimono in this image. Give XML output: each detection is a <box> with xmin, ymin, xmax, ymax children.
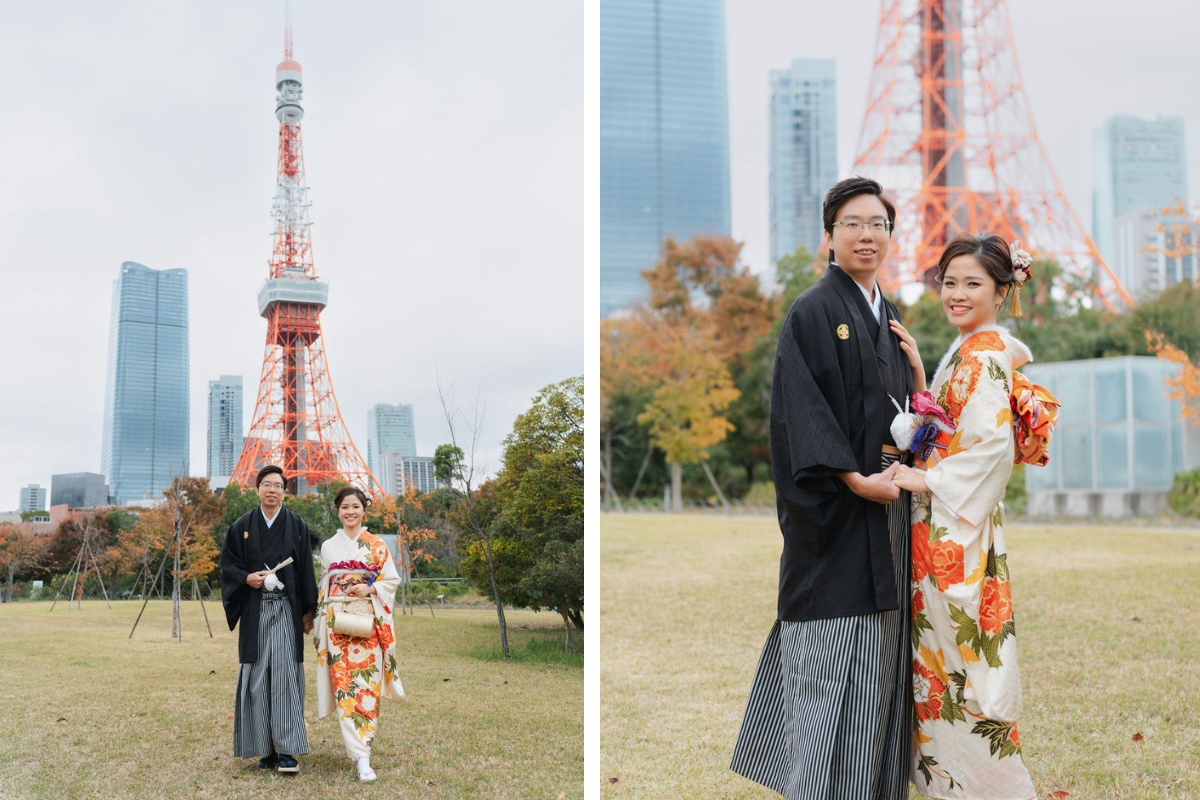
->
<box><xmin>313</xmin><ymin>529</ymin><xmax>404</xmax><ymax>759</ymax></box>
<box><xmin>909</xmin><ymin>326</ymin><xmax>1037</xmax><ymax>800</ymax></box>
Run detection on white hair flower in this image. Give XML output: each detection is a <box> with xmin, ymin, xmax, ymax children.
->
<box><xmin>1010</xmin><ymin>240</ymin><xmax>1033</xmax><ymax>284</ymax></box>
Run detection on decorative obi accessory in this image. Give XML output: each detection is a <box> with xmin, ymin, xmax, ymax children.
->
<box><xmin>328</xmin><ymin>565</ymin><xmax>378</xmax><ymax>638</ymax></box>
<box><xmin>888</xmin><ymin>391</ymin><xmax>956</xmax><ymax>461</ymax></box>
<box><xmin>1008</xmin><ymin>240</ymin><xmax>1033</xmax><ymax>317</ymax></box>
<box><xmin>1010</xmin><ymin>371</ymin><xmax>1060</xmax><ymax>466</ymax></box>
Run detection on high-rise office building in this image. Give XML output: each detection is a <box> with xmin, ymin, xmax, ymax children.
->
<box><xmin>769</xmin><ymin>59</ymin><xmax>838</xmax><ymax>266</ymax></box>
<box><xmin>366</xmin><ymin>403</ymin><xmax>417</xmax><ymax>480</ymax></box>
<box><xmin>1112</xmin><ymin>209</ymin><xmax>1198</xmax><ymax>298</ymax></box>
<box><xmin>207</xmin><ymin>375</ymin><xmax>244</xmax><ymax>484</ymax></box>
<box><xmin>101</xmin><ymin>262</ymin><xmax>190</xmax><ymax>506</ymax></box>
<box><xmin>600</xmin><ymin>0</ymin><xmax>732</xmax><ymax>317</ymax></box>
<box><xmin>50</xmin><ymin>473</ymin><xmax>110</xmax><ymax>509</ymax></box>
<box><xmin>18</xmin><ymin>484</ymin><xmax>47</xmax><ymax>512</ymax></box>
<box><xmin>381</xmin><ymin>452</ymin><xmax>443</xmax><ymax>496</ymax></box>
<box><xmin>1092</xmin><ymin>116</ymin><xmax>1188</xmax><ymax>271</ymax></box>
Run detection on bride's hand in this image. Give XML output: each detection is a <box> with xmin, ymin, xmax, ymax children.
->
<box><xmin>891</xmin><ymin>464</ymin><xmax>929</xmax><ymax>494</ymax></box>
<box><xmin>889</xmin><ymin>319</ymin><xmax>927</xmax><ymax>393</ymax></box>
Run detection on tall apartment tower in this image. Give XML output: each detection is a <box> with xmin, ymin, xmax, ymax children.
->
<box><xmin>366</xmin><ymin>403</ymin><xmax>417</xmax><ymax>480</ymax></box>
<box><xmin>101</xmin><ymin>262</ymin><xmax>190</xmax><ymax>506</ymax></box>
<box><xmin>769</xmin><ymin>59</ymin><xmax>838</xmax><ymax>266</ymax></box>
<box><xmin>600</xmin><ymin>0</ymin><xmax>731</xmax><ymax>317</ymax></box>
<box><xmin>207</xmin><ymin>375</ymin><xmax>244</xmax><ymax>485</ymax></box>
<box><xmin>1092</xmin><ymin>115</ymin><xmax>1188</xmax><ymax>268</ymax></box>
<box><xmin>18</xmin><ymin>484</ymin><xmax>47</xmax><ymax>512</ymax></box>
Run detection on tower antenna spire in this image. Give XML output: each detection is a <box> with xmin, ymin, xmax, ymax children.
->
<box><xmin>284</xmin><ymin>0</ymin><xmax>293</xmax><ymax>60</ymax></box>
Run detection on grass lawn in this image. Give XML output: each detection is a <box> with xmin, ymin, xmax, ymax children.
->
<box><xmin>601</xmin><ymin>513</ymin><xmax>1200</xmax><ymax>799</ymax></box>
<box><xmin>0</xmin><ymin>600</ymin><xmax>582</xmax><ymax>799</ymax></box>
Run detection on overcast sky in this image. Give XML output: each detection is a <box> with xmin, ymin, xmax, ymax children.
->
<box><xmin>728</xmin><ymin>0</ymin><xmax>1200</xmax><ymax>277</ymax></box>
<box><xmin>0</xmin><ymin>1</ymin><xmax>581</xmax><ymax>509</ymax></box>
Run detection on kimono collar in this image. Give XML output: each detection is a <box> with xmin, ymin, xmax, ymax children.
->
<box><xmin>933</xmin><ymin>323</ymin><xmax>1034</xmax><ymax>379</ymax></box>
<box><xmin>336</xmin><ymin>527</ymin><xmax>368</xmax><ymax>547</ymax></box>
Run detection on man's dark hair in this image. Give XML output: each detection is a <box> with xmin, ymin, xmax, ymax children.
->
<box><xmin>822</xmin><ymin>176</ymin><xmax>897</xmax><ymax>264</ymax></box>
<box><xmin>255</xmin><ymin>465</ymin><xmax>286</xmax><ymax>488</ymax></box>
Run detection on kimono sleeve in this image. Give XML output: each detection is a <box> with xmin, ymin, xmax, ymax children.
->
<box><xmin>219</xmin><ymin>520</ymin><xmax>249</xmax><ymax>630</ymax></box>
<box><xmin>776</xmin><ymin>303</ymin><xmax>859</xmax><ymax>497</ymax></box>
<box><xmin>369</xmin><ymin>538</ymin><xmax>401</xmax><ymax>615</ymax></box>
<box><xmin>924</xmin><ymin>352</ymin><xmax>1014</xmax><ymax>527</ymax></box>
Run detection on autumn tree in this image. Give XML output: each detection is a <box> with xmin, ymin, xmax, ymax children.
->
<box><xmin>0</xmin><ymin>524</ymin><xmax>50</xmax><ymax>602</ymax></box>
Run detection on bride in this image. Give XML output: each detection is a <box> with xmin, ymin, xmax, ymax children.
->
<box><xmin>890</xmin><ymin>233</ymin><xmax>1055</xmax><ymax>800</ymax></box>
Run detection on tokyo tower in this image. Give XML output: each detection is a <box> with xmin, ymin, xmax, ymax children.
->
<box><xmin>853</xmin><ymin>0</ymin><xmax>1135</xmax><ymax>310</ymax></box>
<box><xmin>230</xmin><ymin>9</ymin><xmax>383</xmax><ymax>496</ymax></box>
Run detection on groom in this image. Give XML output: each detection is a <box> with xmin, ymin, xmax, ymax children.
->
<box><xmin>730</xmin><ymin>176</ymin><xmax>915</xmax><ymax>800</ymax></box>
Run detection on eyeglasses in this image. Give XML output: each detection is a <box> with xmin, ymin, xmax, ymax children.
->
<box><xmin>260</xmin><ymin>482</ymin><xmax>285</xmax><ymax>490</ymax></box>
<box><xmin>833</xmin><ymin>217</ymin><xmax>892</xmax><ymax>235</ymax></box>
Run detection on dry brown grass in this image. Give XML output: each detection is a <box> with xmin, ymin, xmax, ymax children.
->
<box><xmin>600</xmin><ymin>513</ymin><xmax>1200</xmax><ymax>799</ymax></box>
<box><xmin>0</xmin><ymin>600</ymin><xmax>581</xmax><ymax>799</ymax></box>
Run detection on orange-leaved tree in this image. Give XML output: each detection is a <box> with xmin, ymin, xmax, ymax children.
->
<box><xmin>618</xmin><ymin>235</ymin><xmax>773</xmax><ymax>511</ymax></box>
<box><xmin>1146</xmin><ymin>331</ymin><xmax>1200</xmax><ymax>424</ymax></box>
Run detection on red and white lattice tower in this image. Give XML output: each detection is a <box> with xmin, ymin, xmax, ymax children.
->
<box><xmin>853</xmin><ymin>0</ymin><xmax>1134</xmax><ymax>309</ymax></box>
<box><xmin>230</xmin><ymin>11</ymin><xmax>383</xmax><ymax>496</ymax></box>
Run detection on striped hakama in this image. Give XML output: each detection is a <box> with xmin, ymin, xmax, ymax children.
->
<box><xmin>731</xmin><ymin>452</ymin><xmax>912</xmax><ymax>800</ymax></box>
<box><xmin>233</xmin><ymin>591</ymin><xmax>309</xmax><ymax>758</ymax></box>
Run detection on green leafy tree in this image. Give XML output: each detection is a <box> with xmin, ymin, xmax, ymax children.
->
<box><xmin>460</xmin><ymin>378</ymin><xmax>583</xmax><ymax>646</ymax></box>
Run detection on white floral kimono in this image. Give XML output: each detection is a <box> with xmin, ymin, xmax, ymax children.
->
<box><xmin>909</xmin><ymin>326</ymin><xmax>1036</xmax><ymax>800</ymax></box>
<box><xmin>313</xmin><ymin>529</ymin><xmax>404</xmax><ymax>759</ymax></box>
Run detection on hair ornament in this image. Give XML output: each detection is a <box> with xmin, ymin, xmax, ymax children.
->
<box><xmin>1008</xmin><ymin>240</ymin><xmax>1031</xmax><ymax>317</ymax></box>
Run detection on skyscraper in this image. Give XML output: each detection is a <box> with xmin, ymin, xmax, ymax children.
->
<box><xmin>381</xmin><ymin>452</ymin><xmax>444</xmax><ymax>496</ymax></box>
<box><xmin>769</xmin><ymin>59</ymin><xmax>838</xmax><ymax>266</ymax></box>
<box><xmin>50</xmin><ymin>473</ymin><xmax>110</xmax><ymax>509</ymax></box>
<box><xmin>18</xmin><ymin>484</ymin><xmax>47</xmax><ymax>512</ymax></box>
<box><xmin>366</xmin><ymin>403</ymin><xmax>417</xmax><ymax>480</ymax></box>
<box><xmin>101</xmin><ymin>262</ymin><xmax>189</xmax><ymax>506</ymax></box>
<box><xmin>600</xmin><ymin>0</ymin><xmax>731</xmax><ymax>317</ymax></box>
<box><xmin>1092</xmin><ymin>115</ymin><xmax>1188</xmax><ymax>269</ymax></box>
<box><xmin>207</xmin><ymin>375</ymin><xmax>244</xmax><ymax>485</ymax></box>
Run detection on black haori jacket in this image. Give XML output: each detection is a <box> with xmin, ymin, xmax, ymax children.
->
<box><xmin>219</xmin><ymin>506</ymin><xmax>318</xmax><ymax>664</ymax></box>
<box><xmin>770</xmin><ymin>264</ymin><xmax>913</xmax><ymax>622</ymax></box>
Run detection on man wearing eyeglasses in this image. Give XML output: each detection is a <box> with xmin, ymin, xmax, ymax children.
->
<box><xmin>220</xmin><ymin>465</ymin><xmax>319</xmax><ymax>775</ymax></box>
<box><xmin>732</xmin><ymin>176</ymin><xmax>919</xmax><ymax>800</ymax></box>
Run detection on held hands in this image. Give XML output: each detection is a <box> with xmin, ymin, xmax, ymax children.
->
<box><xmin>245</xmin><ymin>571</ymin><xmax>268</xmax><ymax>589</ymax></box>
<box><xmin>302</xmin><ymin>610</ymin><xmax>314</xmax><ymax>635</ymax></box>
<box><xmin>891</xmin><ymin>464</ymin><xmax>929</xmax><ymax>494</ymax></box>
<box><xmin>839</xmin><ymin>463</ymin><xmax>902</xmax><ymax>505</ymax></box>
<box><xmin>347</xmin><ymin>583</ymin><xmax>376</xmax><ymax>599</ymax></box>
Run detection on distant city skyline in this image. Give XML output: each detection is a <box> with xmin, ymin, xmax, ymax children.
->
<box><xmin>101</xmin><ymin>262</ymin><xmax>190</xmax><ymax>507</ymax></box>
<box><xmin>1092</xmin><ymin>115</ymin><xmax>1188</xmax><ymax>269</ymax></box>
<box><xmin>0</xmin><ymin>1</ymin><xmax>582</xmax><ymax>508</ymax></box>
<box><xmin>768</xmin><ymin>58</ymin><xmax>837</xmax><ymax>266</ymax></box>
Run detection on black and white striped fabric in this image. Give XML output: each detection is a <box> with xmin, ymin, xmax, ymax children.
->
<box><xmin>730</xmin><ymin>452</ymin><xmax>911</xmax><ymax>800</ymax></box>
<box><xmin>233</xmin><ymin>592</ymin><xmax>309</xmax><ymax>758</ymax></box>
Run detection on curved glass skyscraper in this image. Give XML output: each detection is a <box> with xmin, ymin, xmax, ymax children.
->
<box><xmin>600</xmin><ymin>0</ymin><xmax>731</xmax><ymax>317</ymax></box>
<box><xmin>101</xmin><ymin>262</ymin><xmax>190</xmax><ymax>506</ymax></box>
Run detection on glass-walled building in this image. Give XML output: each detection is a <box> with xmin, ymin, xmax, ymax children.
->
<box><xmin>367</xmin><ymin>403</ymin><xmax>417</xmax><ymax>481</ymax></box>
<box><xmin>600</xmin><ymin>0</ymin><xmax>731</xmax><ymax>317</ymax></box>
<box><xmin>1023</xmin><ymin>356</ymin><xmax>1200</xmax><ymax>517</ymax></box>
<box><xmin>207</xmin><ymin>375</ymin><xmax>243</xmax><ymax>486</ymax></box>
<box><xmin>101</xmin><ymin>262</ymin><xmax>190</xmax><ymax>506</ymax></box>
<box><xmin>769</xmin><ymin>58</ymin><xmax>837</xmax><ymax>266</ymax></box>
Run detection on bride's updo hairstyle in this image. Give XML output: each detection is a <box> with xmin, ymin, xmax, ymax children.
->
<box><xmin>333</xmin><ymin>485</ymin><xmax>371</xmax><ymax>510</ymax></box>
<box><xmin>934</xmin><ymin>233</ymin><xmax>1023</xmax><ymax>317</ymax></box>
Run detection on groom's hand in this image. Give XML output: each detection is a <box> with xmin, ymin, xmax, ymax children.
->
<box><xmin>839</xmin><ymin>463</ymin><xmax>901</xmax><ymax>504</ymax></box>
